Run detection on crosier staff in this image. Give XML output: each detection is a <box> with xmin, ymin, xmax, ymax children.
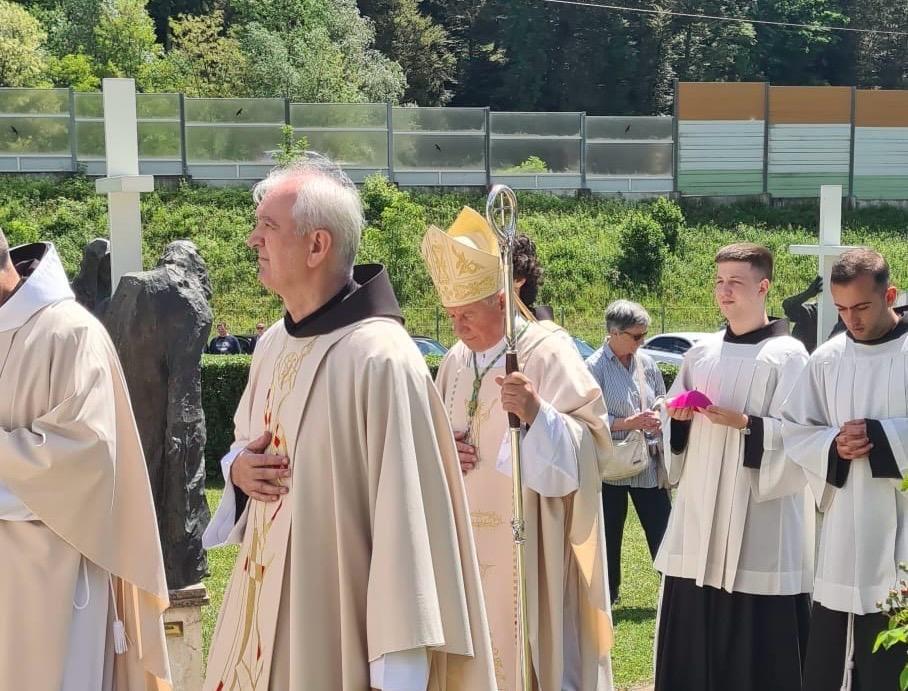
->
<box><xmin>485</xmin><ymin>184</ymin><xmax>532</xmax><ymax>691</ymax></box>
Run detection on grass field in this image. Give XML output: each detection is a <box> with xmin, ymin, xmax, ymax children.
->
<box><xmin>202</xmin><ymin>486</ymin><xmax>659</xmax><ymax>690</ymax></box>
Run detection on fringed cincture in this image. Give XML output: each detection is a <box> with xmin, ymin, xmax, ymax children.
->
<box><xmin>840</xmin><ymin>611</ymin><xmax>855</xmax><ymax>691</ymax></box>
<box><xmin>109</xmin><ymin>575</ymin><xmax>129</xmax><ymax>655</ymax></box>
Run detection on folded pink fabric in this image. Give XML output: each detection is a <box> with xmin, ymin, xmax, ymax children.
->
<box><xmin>666</xmin><ymin>390</ymin><xmax>713</xmax><ymax>410</ymax></box>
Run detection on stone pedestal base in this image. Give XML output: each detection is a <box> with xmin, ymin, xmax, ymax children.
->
<box><xmin>165</xmin><ymin>583</ymin><xmax>209</xmax><ymax>691</ymax></box>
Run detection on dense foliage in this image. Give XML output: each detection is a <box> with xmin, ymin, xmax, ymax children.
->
<box><xmin>4</xmin><ymin>0</ymin><xmax>907</xmax><ymax>110</ymax></box>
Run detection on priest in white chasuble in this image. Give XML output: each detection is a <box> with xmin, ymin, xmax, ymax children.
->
<box><xmin>202</xmin><ymin>155</ymin><xmax>495</xmax><ymax>691</ymax></box>
<box><xmin>422</xmin><ymin>207</ymin><xmax>615</xmax><ymax>691</ymax></box>
<box><xmin>654</xmin><ymin>243</ymin><xmax>813</xmax><ymax>691</ymax></box>
<box><xmin>782</xmin><ymin>248</ymin><xmax>908</xmax><ymax>691</ymax></box>
<box><xmin>0</xmin><ymin>234</ymin><xmax>172</xmax><ymax>690</ymax></box>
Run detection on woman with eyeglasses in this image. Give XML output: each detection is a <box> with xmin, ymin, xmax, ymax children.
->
<box><xmin>585</xmin><ymin>299</ymin><xmax>671</xmax><ymax>605</ymax></box>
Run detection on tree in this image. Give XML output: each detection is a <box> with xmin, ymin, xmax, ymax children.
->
<box><xmin>0</xmin><ymin>0</ymin><xmax>49</xmax><ymax>87</ymax></box>
<box><xmin>751</xmin><ymin>0</ymin><xmax>847</xmax><ymax>85</ymax></box>
<box><xmin>37</xmin><ymin>0</ymin><xmax>103</xmax><ymax>58</ymax></box>
<box><xmin>93</xmin><ymin>0</ymin><xmax>161</xmax><ymax>77</ymax></box>
<box><xmin>851</xmin><ymin>0</ymin><xmax>908</xmax><ymax>88</ymax></box>
<box><xmin>358</xmin><ymin>0</ymin><xmax>456</xmax><ymax>105</ymax></box>
<box><xmin>142</xmin><ymin>10</ymin><xmax>248</xmax><ymax>96</ymax></box>
<box><xmin>232</xmin><ymin>0</ymin><xmax>406</xmax><ymax>102</ymax></box>
<box><xmin>45</xmin><ymin>52</ymin><xmax>100</xmax><ymax>89</ymax></box>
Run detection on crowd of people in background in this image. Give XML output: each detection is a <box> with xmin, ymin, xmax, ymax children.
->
<box><xmin>206</xmin><ymin>320</ymin><xmax>265</xmax><ymax>355</ymax></box>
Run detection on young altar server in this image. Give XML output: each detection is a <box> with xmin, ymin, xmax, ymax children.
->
<box><xmin>782</xmin><ymin>248</ymin><xmax>908</xmax><ymax>691</ymax></box>
<box><xmin>654</xmin><ymin>242</ymin><xmax>813</xmax><ymax>691</ymax></box>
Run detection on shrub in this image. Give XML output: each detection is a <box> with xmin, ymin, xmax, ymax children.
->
<box><xmin>361</xmin><ymin>173</ymin><xmax>399</xmax><ymax>225</ymax></box>
<box><xmin>650</xmin><ymin>196</ymin><xmax>685</xmax><ymax>253</ymax></box>
<box><xmin>201</xmin><ymin>354</ymin><xmax>251</xmax><ymax>475</ymax></box>
<box><xmin>657</xmin><ymin>362</ymin><xmax>678</xmax><ymax>391</ymax></box>
<box><xmin>501</xmin><ymin>156</ymin><xmax>549</xmax><ymax>174</ymax></box>
<box><xmin>614</xmin><ymin>211</ymin><xmax>668</xmax><ymax>289</ymax></box>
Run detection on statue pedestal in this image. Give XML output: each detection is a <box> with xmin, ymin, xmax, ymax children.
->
<box><xmin>165</xmin><ymin>583</ymin><xmax>209</xmax><ymax>690</ymax></box>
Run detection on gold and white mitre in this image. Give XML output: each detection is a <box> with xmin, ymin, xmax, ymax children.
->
<box><xmin>421</xmin><ymin>206</ymin><xmax>502</xmax><ymax>308</ymax></box>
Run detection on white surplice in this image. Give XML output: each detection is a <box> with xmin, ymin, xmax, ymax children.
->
<box><xmin>782</xmin><ymin>323</ymin><xmax>908</xmax><ymax>615</ymax></box>
<box><xmin>655</xmin><ymin>325</ymin><xmax>815</xmax><ymax>595</ymax></box>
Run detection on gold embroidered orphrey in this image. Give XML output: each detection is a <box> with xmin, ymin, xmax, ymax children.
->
<box><xmin>211</xmin><ymin>337</ymin><xmax>316</xmax><ymax>690</ymax></box>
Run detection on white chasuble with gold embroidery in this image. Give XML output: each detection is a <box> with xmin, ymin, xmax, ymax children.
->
<box><xmin>205</xmin><ymin>313</ymin><xmax>496</xmax><ymax>691</ymax></box>
<box><xmin>436</xmin><ymin>321</ymin><xmax>616</xmax><ymax>691</ymax></box>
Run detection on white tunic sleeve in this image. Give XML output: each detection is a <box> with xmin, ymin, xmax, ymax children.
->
<box><xmin>781</xmin><ymin>356</ymin><xmax>842</xmax><ymax>510</ymax></box>
<box><xmin>203</xmin><ymin>372</ymin><xmax>257</xmax><ymax>549</ymax></box>
<box><xmin>495</xmin><ymin>399</ymin><xmax>580</xmax><ymax>497</ymax></box>
<box><xmin>661</xmin><ymin>354</ymin><xmax>694</xmax><ymax>486</ymax></box>
<box><xmin>744</xmin><ymin>350</ymin><xmax>810</xmax><ymax>502</ymax></box>
<box><xmin>202</xmin><ymin>446</ymin><xmax>247</xmax><ymax>548</ymax></box>
<box><xmin>369</xmin><ymin>648</ymin><xmax>430</xmax><ymax>690</ymax></box>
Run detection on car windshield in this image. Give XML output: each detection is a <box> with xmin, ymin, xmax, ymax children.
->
<box><xmin>415</xmin><ymin>338</ymin><xmax>447</xmax><ymax>356</ymax></box>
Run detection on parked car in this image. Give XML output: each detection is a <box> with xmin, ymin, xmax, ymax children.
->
<box><xmin>640</xmin><ymin>332</ymin><xmax>710</xmax><ymax>367</ymax></box>
<box><xmin>412</xmin><ymin>336</ymin><xmax>448</xmax><ymax>357</ymax></box>
<box><xmin>572</xmin><ymin>336</ymin><xmax>596</xmax><ymax>359</ymax></box>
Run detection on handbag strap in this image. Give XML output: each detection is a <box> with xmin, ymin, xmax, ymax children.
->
<box><xmin>633</xmin><ymin>355</ymin><xmax>648</xmax><ymax>413</ymax></box>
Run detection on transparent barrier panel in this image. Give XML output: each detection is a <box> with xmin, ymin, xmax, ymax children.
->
<box><xmin>137</xmin><ymin>93</ymin><xmax>180</xmax><ymax>120</ymax></box>
<box><xmin>76</xmin><ymin>120</ymin><xmax>105</xmax><ymax>158</ymax></box>
<box><xmin>74</xmin><ymin>92</ymin><xmax>103</xmax><ymax>119</ymax></box>
<box><xmin>138</xmin><ymin>122</ymin><xmax>182</xmax><ymax>158</ymax></box>
<box><xmin>301</xmin><ymin>130</ymin><xmax>388</xmax><ymax>167</ymax></box>
<box><xmin>0</xmin><ymin>117</ymin><xmax>70</xmax><ymax>154</ymax></box>
<box><xmin>491</xmin><ymin>112</ymin><xmax>581</xmax><ymax>137</ymax></box>
<box><xmin>393</xmin><ymin>107</ymin><xmax>485</xmax><ymax>133</ymax></box>
<box><xmin>291</xmin><ymin>103</ymin><xmax>386</xmax><ymax>128</ymax></box>
<box><xmin>185</xmin><ymin>98</ymin><xmax>284</xmax><ymax>124</ymax></box>
<box><xmin>393</xmin><ymin>133</ymin><xmax>485</xmax><ymax>170</ymax></box>
<box><xmin>587</xmin><ymin>142</ymin><xmax>673</xmax><ymax>176</ymax></box>
<box><xmin>185</xmin><ymin>125</ymin><xmax>282</xmax><ymax>162</ymax></box>
<box><xmin>490</xmin><ymin>138</ymin><xmax>580</xmax><ymax>173</ymax></box>
<box><xmin>586</xmin><ymin>116</ymin><xmax>672</xmax><ymax>140</ymax></box>
<box><xmin>0</xmin><ymin>88</ymin><xmax>69</xmax><ymax>115</ymax></box>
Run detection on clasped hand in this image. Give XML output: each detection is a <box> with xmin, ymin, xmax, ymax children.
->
<box><xmin>835</xmin><ymin>419</ymin><xmax>873</xmax><ymax>460</ymax></box>
<box><xmin>230</xmin><ymin>431</ymin><xmax>291</xmax><ymax>502</ymax></box>
<box><xmin>495</xmin><ymin>372</ymin><xmax>541</xmax><ymax>426</ymax></box>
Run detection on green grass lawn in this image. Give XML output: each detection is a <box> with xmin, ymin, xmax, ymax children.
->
<box><xmin>202</xmin><ymin>486</ymin><xmax>659</xmax><ymax>690</ymax></box>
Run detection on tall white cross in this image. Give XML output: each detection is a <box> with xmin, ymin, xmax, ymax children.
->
<box><xmin>789</xmin><ymin>185</ymin><xmax>857</xmax><ymax>346</ymax></box>
<box><xmin>94</xmin><ymin>78</ymin><xmax>154</xmax><ymax>290</ymax></box>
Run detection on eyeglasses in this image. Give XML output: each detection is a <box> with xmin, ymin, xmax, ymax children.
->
<box><xmin>621</xmin><ymin>331</ymin><xmax>648</xmax><ymax>343</ymax></box>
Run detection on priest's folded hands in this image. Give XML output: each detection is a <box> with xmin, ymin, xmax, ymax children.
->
<box><xmin>230</xmin><ymin>430</ymin><xmax>291</xmax><ymax>502</ymax></box>
<box><xmin>835</xmin><ymin>419</ymin><xmax>874</xmax><ymax>460</ymax></box>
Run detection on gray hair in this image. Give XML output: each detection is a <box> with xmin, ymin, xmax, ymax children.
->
<box><xmin>605</xmin><ymin>299</ymin><xmax>651</xmax><ymax>334</ymax></box>
<box><xmin>252</xmin><ymin>152</ymin><xmax>363</xmax><ymax>273</ymax></box>
<box><xmin>0</xmin><ymin>227</ymin><xmax>8</xmax><ymax>268</ymax></box>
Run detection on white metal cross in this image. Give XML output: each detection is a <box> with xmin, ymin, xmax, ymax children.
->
<box><xmin>789</xmin><ymin>185</ymin><xmax>857</xmax><ymax>346</ymax></box>
<box><xmin>94</xmin><ymin>78</ymin><xmax>154</xmax><ymax>291</ymax></box>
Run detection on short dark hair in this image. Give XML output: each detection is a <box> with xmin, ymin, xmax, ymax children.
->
<box><xmin>0</xmin><ymin>227</ymin><xmax>8</xmax><ymax>269</ymax></box>
<box><xmin>217</xmin><ymin>321</ymin><xmax>227</xmax><ymax>328</ymax></box>
<box><xmin>513</xmin><ymin>233</ymin><xmax>544</xmax><ymax>307</ymax></box>
<box><xmin>715</xmin><ymin>242</ymin><xmax>774</xmax><ymax>281</ymax></box>
<box><xmin>831</xmin><ymin>248</ymin><xmax>889</xmax><ymax>291</ymax></box>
